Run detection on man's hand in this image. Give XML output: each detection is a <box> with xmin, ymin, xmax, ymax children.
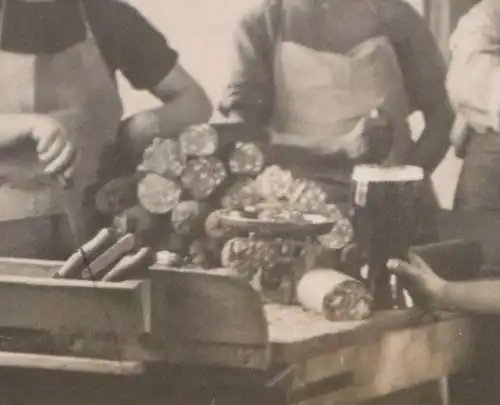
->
<box><xmin>343</xmin><ymin>109</ymin><xmax>393</xmax><ymax>163</ymax></box>
<box><xmin>387</xmin><ymin>253</ymin><xmax>446</xmax><ymax>306</ymax></box>
<box><xmin>31</xmin><ymin>116</ymin><xmax>78</xmax><ymax>183</ymax></box>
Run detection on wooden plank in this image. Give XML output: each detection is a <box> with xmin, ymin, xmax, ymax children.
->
<box><xmin>0</xmin><ymin>257</ymin><xmax>60</xmax><ymax>277</ymax></box>
<box><xmin>150</xmin><ymin>268</ymin><xmax>268</xmax><ymax>345</ymax></box>
<box><xmin>0</xmin><ymin>352</ymin><xmax>144</xmax><ymax>375</ymax></box>
<box><xmin>144</xmin><ymin>341</ymin><xmax>271</xmax><ymax>370</ymax></box>
<box><xmin>0</xmin><ymin>275</ymin><xmax>148</xmax><ymax>334</ymax></box>
<box><xmin>298</xmin><ymin>346</ymin><xmax>358</xmax><ymax>388</ymax></box>
<box><xmin>0</xmin><ymin>272</ymin><xmax>151</xmax><ymax>361</ymax></box>
<box><xmin>0</xmin><ymin>260</ymin><xmax>270</xmax><ymax>370</ymax></box>
<box><xmin>267</xmin><ymin>305</ymin><xmax>451</xmax><ymax>362</ymax></box>
<box><xmin>149</xmin><ymin>268</ymin><xmax>271</xmax><ymax>370</ymax></box>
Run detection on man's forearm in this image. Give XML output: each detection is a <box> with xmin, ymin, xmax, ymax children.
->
<box><xmin>0</xmin><ymin>114</ymin><xmax>40</xmax><ymax>149</ymax></box>
<box><xmin>437</xmin><ymin>280</ymin><xmax>500</xmax><ymax>315</ymax></box>
<box><xmin>119</xmin><ymin>88</ymin><xmax>212</xmax><ymax>158</ymax></box>
<box><xmin>407</xmin><ymin>104</ymin><xmax>454</xmax><ymax>173</ymax></box>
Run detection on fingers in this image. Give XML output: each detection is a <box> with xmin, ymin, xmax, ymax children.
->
<box><xmin>408</xmin><ymin>252</ymin><xmax>432</xmax><ymax>270</ymax></box>
<box><xmin>38</xmin><ymin>135</ymin><xmax>65</xmax><ymax>164</ymax></box>
<box><xmin>62</xmin><ymin>160</ymin><xmax>76</xmax><ymax>181</ymax></box>
<box><xmin>387</xmin><ymin>254</ymin><xmax>438</xmax><ymax>284</ymax></box>
<box><xmin>387</xmin><ymin>258</ymin><xmax>418</xmax><ymax>278</ymax></box>
<box><xmin>31</xmin><ymin>117</ymin><xmax>78</xmax><ymax>180</ymax></box>
<box><xmin>44</xmin><ymin>143</ymin><xmax>78</xmax><ymax>178</ymax></box>
<box><xmin>34</xmin><ymin>125</ymin><xmax>59</xmax><ymax>155</ymax></box>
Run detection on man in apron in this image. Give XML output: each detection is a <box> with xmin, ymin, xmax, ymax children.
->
<box><xmin>446</xmin><ymin>4</ymin><xmax>500</xmax><ymax>405</ymax></box>
<box><xmin>447</xmin><ymin>0</ymin><xmax>500</xmax><ymax>212</ymax></box>
<box><xmin>220</xmin><ymin>2</ymin><xmax>453</xmax><ymax>404</ymax></box>
<box><xmin>220</xmin><ymin>0</ymin><xmax>452</xmax><ymax>207</ymax></box>
<box><xmin>0</xmin><ymin>0</ymin><xmax>211</xmax><ymax>260</ymax></box>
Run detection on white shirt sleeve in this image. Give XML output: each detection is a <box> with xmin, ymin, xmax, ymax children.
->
<box><xmin>447</xmin><ymin>0</ymin><xmax>500</xmax><ymax>131</ymax></box>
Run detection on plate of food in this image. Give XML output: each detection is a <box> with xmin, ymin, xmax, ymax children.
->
<box><xmin>218</xmin><ymin>204</ymin><xmax>336</xmax><ymax>238</ymax></box>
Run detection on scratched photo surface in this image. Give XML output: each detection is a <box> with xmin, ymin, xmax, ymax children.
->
<box><xmin>0</xmin><ymin>1</ymin><xmax>492</xmax><ymax>405</ymax></box>
<box><xmin>122</xmin><ymin>0</ymin><xmax>459</xmax><ymax>211</ymax></box>
<box><xmin>117</xmin><ymin>2</ymin><xmax>491</xmax><ymax>405</ymax></box>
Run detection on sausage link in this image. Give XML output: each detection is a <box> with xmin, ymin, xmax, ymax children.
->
<box><xmin>82</xmin><ymin>233</ymin><xmax>136</xmax><ymax>280</ymax></box>
<box><xmin>101</xmin><ymin>247</ymin><xmax>153</xmax><ymax>282</ymax></box>
<box><xmin>54</xmin><ymin>228</ymin><xmax>116</xmax><ymax>279</ymax></box>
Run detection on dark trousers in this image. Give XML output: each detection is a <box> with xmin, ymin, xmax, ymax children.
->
<box><xmin>455</xmin><ymin>131</ymin><xmax>500</xmax><ymax>212</ymax></box>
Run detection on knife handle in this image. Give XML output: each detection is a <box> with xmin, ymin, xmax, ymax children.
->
<box><xmin>82</xmin><ymin>233</ymin><xmax>136</xmax><ymax>280</ymax></box>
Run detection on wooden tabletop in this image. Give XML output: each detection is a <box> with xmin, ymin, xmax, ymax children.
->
<box><xmin>0</xmin><ymin>305</ymin><xmax>465</xmax><ymax>378</ymax></box>
<box><xmin>266</xmin><ymin>305</ymin><xmax>474</xmax><ymax>404</ymax></box>
<box><xmin>266</xmin><ymin>305</ymin><xmax>465</xmax><ymax>362</ymax></box>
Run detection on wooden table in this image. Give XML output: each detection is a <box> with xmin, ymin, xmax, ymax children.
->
<box><xmin>0</xmin><ymin>305</ymin><xmax>473</xmax><ymax>405</ymax></box>
<box><xmin>265</xmin><ymin>305</ymin><xmax>473</xmax><ymax>405</ymax></box>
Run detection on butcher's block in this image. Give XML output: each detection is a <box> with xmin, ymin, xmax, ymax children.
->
<box><xmin>0</xmin><ymin>258</ymin><xmax>271</xmax><ymax>373</ymax></box>
<box><xmin>0</xmin><ymin>258</ymin><xmax>476</xmax><ymax>405</ymax></box>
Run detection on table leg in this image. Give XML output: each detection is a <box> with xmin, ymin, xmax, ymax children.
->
<box><xmin>438</xmin><ymin>378</ymin><xmax>450</xmax><ymax>405</ymax></box>
<box><xmin>364</xmin><ymin>380</ymin><xmax>448</xmax><ymax>405</ymax></box>
<box><xmin>212</xmin><ymin>387</ymin><xmax>288</xmax><ymax>405</ymax></box>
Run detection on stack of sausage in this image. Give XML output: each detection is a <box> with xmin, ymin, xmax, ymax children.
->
<box><xmin>53</xmin><ymin>228</ymin><xmax>155</xmax><ymax>282</ymax></box>
<box><xmin>91</xmin><ymin>123</ymin><xmax>374</xmax><ymax>320</ymax></box>
<box><xmin>94</xmin><ymin>123</ymin><xmax>354</xmax><ymax>269</ymax></box>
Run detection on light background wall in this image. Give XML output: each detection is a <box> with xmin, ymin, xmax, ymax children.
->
<box><xmin>119</xmin><ymin>0</ymin><xmax>462</xmax><ymax>209</ymax></box>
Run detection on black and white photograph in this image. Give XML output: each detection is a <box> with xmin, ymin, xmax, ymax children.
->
<box><xmin>0</xmin><ymin>0</ymin><xmax>494</xmax><ymax>404</ymax></box>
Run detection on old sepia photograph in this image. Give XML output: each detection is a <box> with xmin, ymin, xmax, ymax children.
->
<box><xmin>0</xmin><ymin>0</ymin><xmax>495</xmax><ymax>404</ymax></box>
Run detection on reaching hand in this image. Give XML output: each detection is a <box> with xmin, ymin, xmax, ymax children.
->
<box><xmin>30</xmin><ymin>116</ymin><xmax>78</xmax><ymax>183</ymax></box>
<box><xmin>387</xmin><ymin>253</ymin><xmax>446</xmax><ymax>306</ymax></box>
<box><xmin>343</xmin><ymin>109</ymin><xmax>393</xmax><ymax>163</ymax></box>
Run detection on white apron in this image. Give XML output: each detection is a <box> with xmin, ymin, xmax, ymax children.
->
<box><xmin>268</xmin><ymin>35</ymin><xmax>412</xmax><ymax>200</ymax></box>
<box><xmin>0</xmin><ymin>0</ymin><xmax>123</xmax><ymax>257</ymax></box>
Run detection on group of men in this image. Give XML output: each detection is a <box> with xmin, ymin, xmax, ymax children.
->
<box><xmin>0</xmin><ymin>0</ymin><xmax>500</xmax><ymax>404</ymax></box>
<box><xmin>1</xmin><ymin>0</ymin><xmax>500</xmax><ymax>301</ymax></box>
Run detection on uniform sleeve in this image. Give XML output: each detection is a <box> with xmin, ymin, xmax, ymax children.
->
<box><xmin>378</xmin><ymin>0</ymin><xmax>449</xmax><ymax>116</ymax></box>
<box><xmin>218</xmin><ymin>0</ymin><xmax>279</xmax><ymax>124</ymax></box>
<box><xmin>109</xmin><ymin>1</ymin><xmax>179</xmax><ymax>90</ymax></box>
<box><xmin>447</xmin><ymin>0</ymin><xmax>500</xmax><ymax>129</ymax></box>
